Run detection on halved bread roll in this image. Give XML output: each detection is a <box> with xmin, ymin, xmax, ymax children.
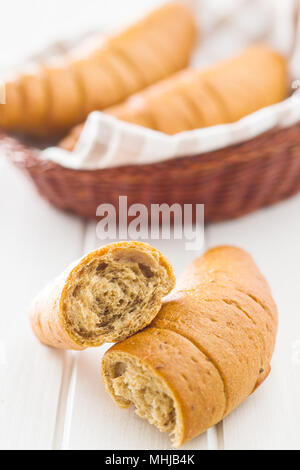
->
<box><xmin>102</xmin><ymin>246</ymin><xmax>278</xmax><ymax>446</ymax></box>
<box><xmin>60</xmin><ymin>44</ymin><xmax>288</xmax><ymax>150</ymax></box>
<box><xmin>30</xmin><ymin>241</ymin><xmax>175</xmax><ymax>350</ymax></box>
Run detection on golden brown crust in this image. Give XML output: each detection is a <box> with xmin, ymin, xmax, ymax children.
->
<box><xmin>0</xmin><ymin>2</ymin><xmax>196</xmax><ymax>136</ymax></box>
<box><xmin>30</xmin><ymin>267</ymin><xmax>82</xmax><ymax>350</ymax></box>
<box><xmin>102</xmin><ymin>245</ymin><xmax>278</xmax><ymax>446</ymax></box>
<box><xmin>201</xmin><ymin>45</ymin><xmax>288</xmax><ymax>124</ymax></box>
<box><xmin>61</xmin><ymin>44</ymin><xmax>288</xmax><ymax>150</ymax></box>
<box><xmin>0</xmin><ymin>81</ymin><xmax>23</xmax><ymax>129</ymax></box>
<box><xmin>30</xmin><ymin>241</ymin><xmax>175</xmax><ymax>350</ymax></box>
<box><xmin>101</xmin><ymin>327</ymin><xmax>226</xmax><ymax>445</ymax></box>
<box><xmin>17</xmin><ymin>71</ymin><xmax>49</xmax><ymax>132</ymax></box>
<box><xmin>43</xmin><ymin>66</ymin><xmax>84</xmax><ymax>133</ymax></box>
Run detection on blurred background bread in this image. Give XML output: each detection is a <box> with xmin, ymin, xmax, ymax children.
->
<box><xmin>0</xmin><ymin>2</ymin><xmax>196</xmax><ymax>137</ymax></box>
<box><xmin>60</xmin><ymin>44</ymin><xmax>288</xmax><ymax>150</ymax></box>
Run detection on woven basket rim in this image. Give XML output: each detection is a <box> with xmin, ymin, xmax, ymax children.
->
<box><xmin>2</xmin><ymin>121</ymin><xmax>300</xmax><ymax>223</ymax></box>
<box><xmin>0</xmin><ymin>122</ymin><xmax>289</xmax><ymax>176</ymax></box>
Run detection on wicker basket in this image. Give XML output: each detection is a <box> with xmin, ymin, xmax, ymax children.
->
<box><xmin>2</xmin><ymin>120</ymin><xmax>300</xmax><ymax>222</ymax></box>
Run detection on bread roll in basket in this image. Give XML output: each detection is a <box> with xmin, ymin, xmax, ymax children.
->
<box><xmin>1</xmin><ymin>1</ymin><xmax>300</xmax><ymax>222</ymax></box>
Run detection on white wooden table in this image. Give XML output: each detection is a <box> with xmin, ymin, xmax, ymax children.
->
<box><xmin>1</xmin><ymin>152</ymin><xmax>300</xmax><ymax>450</ymax></box>
<box><xmin>1</xmin><ymin>0</ymin><xmax>300</xmax><ymax>451</ymax></box>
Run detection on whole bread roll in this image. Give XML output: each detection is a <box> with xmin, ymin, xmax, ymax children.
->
<box><xmin>60</xmin><ymin>44</ymin><xmax>288</xmax><ymax>150</ymax></box>
<box><xmin>101</xmin><ymin>246</ymin><xmax>278</xmax><ymax>446</ymax></box>
<box><xmin>30</xmin><ymin>241</ymin><xmax>175</xmax><ymax>350</ymax></box>
<box><xmin>0</xmin><ymin>2</ymin><xmax>196</xmax><ymax>136</ymax></box>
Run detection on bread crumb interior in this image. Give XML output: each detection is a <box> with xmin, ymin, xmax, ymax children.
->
<box><xmin>62</xmin><ymin>249</ymin><xmax>170</xmax><ymax>345</ymax></box>
<box><xmin>105</xmin><ymin>354</ymin><xmax>176</xmax><ymax>435</ymax></box>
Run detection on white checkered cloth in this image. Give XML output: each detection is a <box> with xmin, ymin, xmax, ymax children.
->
<box><xmin>33</xmin><ymin>0</ymin><xmax>300</xmax><ymax>168</ymax></box>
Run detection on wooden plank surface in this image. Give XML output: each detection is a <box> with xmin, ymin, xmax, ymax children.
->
<box><xmin>0</xmin><ymin>158</ymin><xmax>85</xmax><ymax>449</ymax></box>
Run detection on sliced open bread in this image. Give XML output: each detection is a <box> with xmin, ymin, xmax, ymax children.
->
<box><xmin>30</xmin><ymin>241</ymin><xmax>175</xmax><ymax>349</ymax></box>
<box><xmin>101</xmin><ymin>246</ymin><xmax>278</xmax><ymax>446</ymax></box>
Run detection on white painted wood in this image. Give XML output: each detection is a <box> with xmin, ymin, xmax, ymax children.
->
<box><xmin>207</xmin><ymin>194</ymin><xmax>300</xmax><ymax>450</ymax></box>
<box><xmin>0</xmin><ymin>158</ymin><xmax>85</xmax><ymax>335</ymax></box>
<box><xmin>0</xmin><ymin>337</ymin><xmax>64</xmax><ymax>450</ymax></box>
<box><xmin>0</xmin><ymin>158</ymin><xmax>85</xmax><ymax>449</ymax></box>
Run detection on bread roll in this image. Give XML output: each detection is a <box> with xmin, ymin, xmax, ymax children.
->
<box><xmin>0</xmin><ymin>2</ymin><xmax>196</xmax><ymax>136</ymax></box>
<box><xmin>30</xmin><ymin>241</ymin><xmax>175</xmax><ymax>350</ymax></box>
<box><xmin>60</xmin><ymin>44</ymin><xmax>288</xmax><ymax>150</ymax></box>
<box><xmin>102</xmin><ymin>246</ymin><xmax>278</xmax><ymax>446</ymax></box>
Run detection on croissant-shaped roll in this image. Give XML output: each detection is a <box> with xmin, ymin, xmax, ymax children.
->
<box><xmin>101</xmin><ymin>246</ymin><xmax>278</xmax><ymax>447</ymax></box>
<box><xmin>0</xmin><ymin>2</ymin><xmax>196</xmax><ymax>136</ymax></box>
<box><xmin>60</xmin><ymin>44</ymin><xmax>288</xmax><ymax>150</ymax></box>
<box><xmin>30</xmin><ymin>241</ymin><xmax>175</xmax><ymax>350</ymax></box>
